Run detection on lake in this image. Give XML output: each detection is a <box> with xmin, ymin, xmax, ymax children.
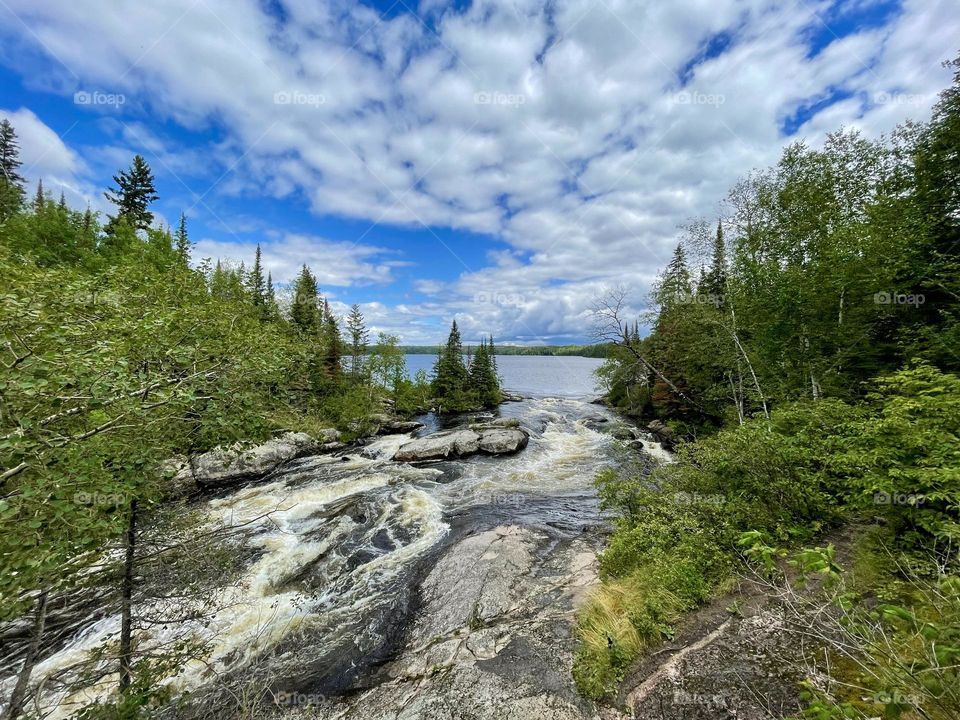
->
<box><xmin>404</xmin><ymin>353</ymin><xmax>605</xmax><ymax>399</ymax></box>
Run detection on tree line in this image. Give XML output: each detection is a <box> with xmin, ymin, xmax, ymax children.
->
<box><xmin>576</xmin><ymin>54</ymin><xmax>960</xmax><ymax>716</ymax></box>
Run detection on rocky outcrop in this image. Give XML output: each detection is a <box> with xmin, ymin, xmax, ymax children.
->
<box><xmin>174</xmin><ymin>430</ymin><xmax>340</xmax><ymax>490</ymax></box>
<box><xmin>307</xmin><ymin>526</ymin><xmax>610</xmax><ymax>720</ymax></box>
<box><xmin>646</xmin><ymin>419</ymin><xmax>677</xmax><ymax>450</ymax></box>
<box><xmin>392</xmin><ymin>424</ymin><xmax>529</xmax><ymax>461</ymax></box>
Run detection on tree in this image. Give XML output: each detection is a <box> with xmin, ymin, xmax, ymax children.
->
<box><xmin>322</xmin><ymin>299</ymin><xmax>342</xmax><ymax>380</ymax></box>
<box><xmin>104</xmin><ymin>155</ymin><xmax>158</xmax><ymax>232</ymax></box>
<box><xmin>467</xmin><ymin>338</ymin><xmax>501</xmax><ymax>407</ymax></box>
<box><xmin>174</xmin><ymin>212</ymin><xmax>191</xmax><ymax>265</ymax></box>
<box><xmin>346</xmin><ymin>304</ymin><xmax>369</xmax><ymax>379</ymax></box>
<box><xmin>0</xmin><ymin>119</ymin><xmax>26</xmax><ymax>221</ymax></box>
<box><xmin>32</xmin><ymin>178</ymin><xmax>45</xmax><ymax>215</ymax></box>
<box><xmin>248</xmin><ymin>244</ymin><xmax>266</xmax><ymax>307</ymax></box>
<box><xmin>432</xmin><ymin>320</ymin><xmax>469</xmax><ymax>410</ymax></box>
<box><xmin>290</xmin><ymin>264</ymin><xmax>320</xmax><ymax>333</ymax></box>
<box><xmin>701</xmin><ymin>220</ymin><xmax>726</xmax><ymax>301</ymax></box>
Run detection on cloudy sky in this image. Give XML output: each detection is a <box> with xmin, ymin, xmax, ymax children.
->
<box><xmin>0</xmin><ymin>0</ymin><xmax>956</xmax><ymax>344</ymax></box>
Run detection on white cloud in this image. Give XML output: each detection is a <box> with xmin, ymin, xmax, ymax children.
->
<box><xmin>192</xmin><ymin>233</ymin><xmax>402</xmax><ymax>287</ymax></box>
<box><xmin>1</xmin><ymin>0</ymin><xmax>956</xmax><ymax>341</ymax></box>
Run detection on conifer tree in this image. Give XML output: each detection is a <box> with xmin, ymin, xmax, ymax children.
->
<box><xmin>0</xmin><ymin>118</ymin><xmax>25</xmax><ymax>220</ymax></box>
<box><xmin>290</xmin><ymin>264</ymin><xmax>320</xmax><ymax>333</ymax></box>
<box><xmin>174</xmin><ymin>212</ymin><xmax>191</xmax><ymax>265</ymax></box>
<box><xmin>322</xmin><ymin>299</ymin><xmax>342</xmax><ymax>379</ymax></box>
<box><xmin>432</xmin><ymin>320</ymin><xmax>469</xmax><ymax>409</ymax></box>
<box><xmin>702</xmin><ymin>220</ymin><xmax>727</xmax><ymax>301</ymax></box>
<box><xmin>248</xmin><ymin>244</ymin><xmax>266</xmax><ymax>306</ymax></box>
<box><xmin>657</xmin><ymin>243</ymin><xmax>692</xmax><ymax>306</ymax></box>
<box><xmin>33</xmin><ymin>179</ymin><xmax>45</xmax><ymax>214</ymax></box>
<box><xmin>104</xmin><ymin>155</ymin><xmax>158</xmax><ymax>232</ymax></box>
<box><xmin>346</xmin><ymin>303</ymin><xmax>369</xmax><ymax>378</ymax></box>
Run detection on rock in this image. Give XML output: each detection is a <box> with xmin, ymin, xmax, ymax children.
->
<box><xmin>646</xmin><ymin>420</ymin><xmax>676</xmax><ymax>450</ymax></box>
<box><xmin>174</xmin><ymin>431</ymin><xmax>332</xmax><ymax>490</ymax></box>
<box><xmin>378</xmin><ymin>419</ymin><xmax>424</xmax><ymax>435</ymax></box>
<box><xmin>392</xmin><ymin>424</ymin><xmax>529</xmax><ymax>461</ymax></box>
<box><xmin>610</xmin><ymin>425</ymin><xmax>637</xmax><ymax>441</ymax></box>
<box><xmin>500</xmin><ymin>391</ymin><xmax>525</xmax><ymax>402</ymax></box>
<box><xmin>477</xmin><ymin>428</ymin><xmax>529</xmax><ymax>455</ymax></box>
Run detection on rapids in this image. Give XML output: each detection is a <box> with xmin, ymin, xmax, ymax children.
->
<box><xmin>1</xmin><ymin>397</ymin><xmax>654</xmax><ymax>718</ymax></box>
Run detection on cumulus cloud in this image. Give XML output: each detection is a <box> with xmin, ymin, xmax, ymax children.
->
<box><xmin>193</xmin><ymin>233</ymin><xmax>405</xmax><ymax>286</ymax></box>
<box><xmin>1</xmin><ymin>0</ymin><xmax>956</xmax><ymax>342</ymax></box>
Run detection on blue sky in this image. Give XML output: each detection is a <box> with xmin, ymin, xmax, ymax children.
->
<box><xmin>0</xmin><ymin>0</ymin><xmax>955</xmax><ymax>344</ymax></box>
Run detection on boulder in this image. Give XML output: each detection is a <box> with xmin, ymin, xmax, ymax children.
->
<box><xmin>175</xmin><ymin>430</ymin><xmax>336</xmax><ymax>490</ymax></box>
<box><xmin>377</xmin><ymin>419</ymin><xmax>424</xmax><ymax>435</ymax></box>
<box><xmin>646</xmin><ymin>420</ymin><xmax>677</xmax><ymax>450</ymax></box>
<box><xmin>478</xmin><ymin>428</ymin><xmax>529</xmax><ymax>455</ymax></box>
<box><xmin>392</xmin><ymin>424</ymin><xmax>529</xmax><ymax>462</ymax></box>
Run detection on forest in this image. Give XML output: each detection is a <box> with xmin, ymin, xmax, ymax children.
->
<box><xmin>0</xmin><ymin>130</ymin><xmax>501</xmax><ymax>718</ymax></box>
<box><xmin>574</xmin><ymin>54</ymin><xmax>960</xmax><ymax>718</ymax></box>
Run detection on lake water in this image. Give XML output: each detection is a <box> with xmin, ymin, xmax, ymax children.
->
<box><xmin>403</xmin><ymin>353</ymin><xmax>605</xmax><ymax>398</ymax></box>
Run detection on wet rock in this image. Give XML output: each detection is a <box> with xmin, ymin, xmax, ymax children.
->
<box><xmin>500</xmin><ymin>391</ymin><xmax>525</xmax><ymax>402</ymax></box>
<box><xmin>610</xmin><ymin>425</ymin><xmax>637</xmax><ymax>441</ymax></box>
<box><xmin>646</xmin><ymin>419</ymin><xmax>676</xmax><ymax>450</ymax></box>
<box><xmin>392</xmin><ymin>425</ymin><xmax>529</xmax><ymax>461</ymax></box>
<box><xmin>478</xmin><ymin>428</ymin><xmax>530</xmax><ymax>454</ymax></box>
<box><xmin>377</xmin><ymin>419</ymin><xmax>424</xmax><ymax>435</ymax></box>
<box><xmin>175</xmin><ymin>431</ymin><xmax>336</xmax><ymax>490</ymax></box>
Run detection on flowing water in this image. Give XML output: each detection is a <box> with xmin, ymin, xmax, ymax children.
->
<box><xmin>1</xmin><ymin>360</ymin><xmax>633</xmax><ymax>718</ymax></box>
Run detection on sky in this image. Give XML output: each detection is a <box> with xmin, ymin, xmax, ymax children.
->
<box><xmin>0</xmin><ymin>0</ymin><xmax>956</xmax><ymax>345</ymax></box>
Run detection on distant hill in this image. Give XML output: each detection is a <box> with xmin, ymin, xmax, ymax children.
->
<box><xmin>398</xmin><ymin>344</ymin><xmax>610</xmax><ymax>358</ymax></box>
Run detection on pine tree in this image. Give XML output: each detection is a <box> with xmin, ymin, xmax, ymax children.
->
<box><xmin>265</xmin><ymin>272</ymin><xmax>279</xmax><ymax>320</ymax></box>
<box><xmin>322</xmin><ymin>299</ymin><xmax>342</xmax><ymax>379</ymax></box>
<box><xmin>290</xmin><ymin>265</ymin><xmax>320</xmax><ymax>333</ymax></box>
<box><xmin>104</xmin><ymin>155</ymin><xmax>158</xmax><ymax>232</ymax></box>
<box><xmin>248</xmin><ymin>244</ymin><xmax>266</xmax><ymax>306</ymax></box>
<box><xmin>346</xmin><ymin>303</ymin><xmax>369</xmax><ymax>378</ymax></box>
<box><xmin>432</xmin><ymin>320</ymin><xmax>469</xmax><ymax>409</ymax></box>
<box><xmin>57</xmin><ymin>190</ymin><xmax>67</xmax><ymax>212</ymax></box>
<box><xmin>174</xmin><ymin>212</ymin><xmax>191</xmax><ymax>265</ymax></box>
<box><xmin>658</xmin><ymin>243</ymin><xmax>692</xmax><ymax>306</ymax></box>
<box><xmin>488</xmin><ymin>334</ymin><xmax>499</xmax><ymax>381</ymax></box>
<box><xmin>0</xmin><ymin>118</ymin><xmax>25</xmax><ymax>220</ymax></box>
<box><xmin>33</xmin><ymin>179</ymin><xmax>45</xmax><ymax>214</ymax></box>
<box><xmin>702</xmin><ymin>220</ymin><xmax>727</xmax><ymax>302</ymax></box>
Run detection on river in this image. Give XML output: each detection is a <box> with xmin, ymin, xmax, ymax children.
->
<box><xmin>1</xmin><ymin>356</ymin><xmax>664</xmax><ymax>720</ymax></box>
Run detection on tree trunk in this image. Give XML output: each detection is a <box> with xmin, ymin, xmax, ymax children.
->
<box><xmin>2</xmin><ymin>590</ymin><xmax>48</xmax><ymax>720</ymax></box>
<box><xmin>119</xmin><ymin>499</ymin><xmax>137</xmax><ymax>692</ymax></box>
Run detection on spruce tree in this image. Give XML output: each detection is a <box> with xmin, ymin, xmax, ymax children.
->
<box><xmin>0</xmin><ymin>118</ymin><xmax>25</xmax><ymax>220</ymax></box>
<box><xmin>322</xmin><ymin>299</ymin><xmax>342</xmax><ymax>379</ymax></box>
<box><xmin>104</xmin><ymin>155</ymin><xmax>158</xmax><ymax>232</ymax></box>
<box><xmin>702</xmin><ymin>220</ymin><xmax>727</xmax><ymax>302</ymax></box>
<box><xmin>346</xmin><ymin>303</ymin><xmax>369</xmax><ymax>378</ymax></box>
<box><xmin>265</xmin><ymin>272</ymin><xmax>279</xmax><ymax>320</ymax></box>
<box><xmin>249</xmin><ymin>244</ymin><xmax>266</xmax><ymax>306</ymax></box>
<box><xmin>174</xmin><ymin>212</ymin><xmax>191</xmax><ymax>265</ymax></box>
<box><xmin>290</xmin><ymin>265</ymin><xmax>320</xmax><ymax>333</ymax></box>
<box><xmin>658</xmin><ymin>243</ymin><xmax>692</xmax><ymax>306</ymax></box>
<box><xmin>432</xmin><ymin>320</ymin><xmax>468</xmax><ymax>409</ymax></box>
<box><xmin>33</xmin><ymin>179</ymin><xmax>45</xmax><ymax>214</ymax></box>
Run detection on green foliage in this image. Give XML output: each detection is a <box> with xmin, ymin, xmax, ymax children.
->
<box><xmin>431</xmin><ymin>321</ymin><xmax>502</xmax><ymax>411</ymax></box>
